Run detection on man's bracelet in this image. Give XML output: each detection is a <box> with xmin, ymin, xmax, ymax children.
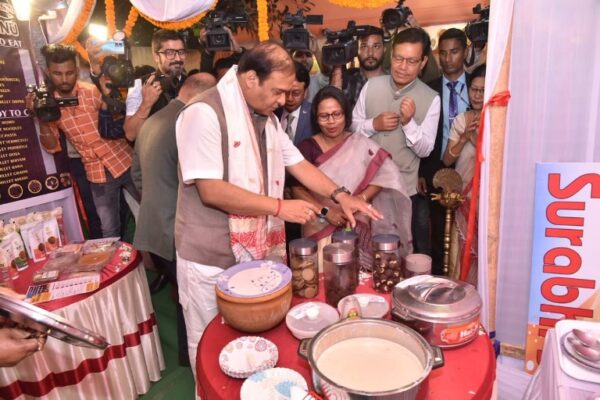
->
<box><xmin>330</xmin><ymin>186</ymin><xmax>351</xmax><ymax>204</ymax></box>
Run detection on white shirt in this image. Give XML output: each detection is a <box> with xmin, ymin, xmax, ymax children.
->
<box><xmin>125</xmin><ymin>78</ymin><xmax>143</xmax><ymax>116</ymax></box>
<box><xmin>281</xmin><ymin>106</ymin><xmax>301</xmax><ymax>141</ymax></box>
<box><xmin>176</xmin><ymin>102</ymin><xmax>304</xmax><ymax>185</ymax></box>
<box><xmin>351</xmin><ymin>80</ymin><xmax>440</xmax><ymax>158</ymax></box>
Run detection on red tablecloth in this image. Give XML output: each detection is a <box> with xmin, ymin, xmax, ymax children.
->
<box><xmin>196</xmin><ymin>275</ymin><xmax>496</xmax><ymax>400</ymax></box>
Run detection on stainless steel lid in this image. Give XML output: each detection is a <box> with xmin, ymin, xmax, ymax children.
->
<box><xmin>332</xmin><ymin>230</ymin><xmax>358</xmax><ymax>245</ymax></box>
<box><xmin>392</xmin><ymin>275</ymin><xmax>482</xmax><ymax>323</ymax></box>
<box><xmin>323</xmin><ymin>243</ymin><xmax>354</xmax><ymax>264</ymax></box>
<box><xmin>372</xmin><ymin>234</ymin><xmax>400</xmax><ymax>251</ymax></box>
<box><xmin>289</xmin><ymin>238</ymin><xmax>317</xmax><ymax>255</ymax></box>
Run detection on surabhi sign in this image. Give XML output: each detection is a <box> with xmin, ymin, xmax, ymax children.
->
<box><xmin>525</xmin><ymin>163</ymin><xmax>600</xmax><ymax>373</ymax></box>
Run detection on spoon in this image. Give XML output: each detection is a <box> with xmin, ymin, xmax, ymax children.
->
<box><xmin>572</xmin><ymin>329</ymin><xmax>600</xmax><ymax>350</ymax></box>
<box><xmin>572</xmin><ymin>343</ymin><xmax>600</xmax><ymax>362</ymax></box>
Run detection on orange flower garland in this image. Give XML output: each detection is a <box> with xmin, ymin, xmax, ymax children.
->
<box><xmin>257</xmin><ymin>0</ymin><xmax>269</xmax><ymax>41</ymax></box>
<box><xmin>61</xmin><ymin>0</ymin><xmax>95</xmax><ymax>44</ymax></box>
<box><xmin>105</xmin><ymin>0</ymin><xmax>116</xmax><ymax>36</ymax></box>
<box><xmin>328</xmin><ymin>0</ymin><xmax>395</xmax><ymax>8</ymax></box>
<box><xmin>123</xmin><ymin>7</ymin><xmax>140</xmax><ymax>38</ymax></box>
<box><xmin>135</xmin><ymin>1</ymin><xmax>218</xmax><ymax>31</ymax></box>
<box><xmin>72</xmin><ymin>40</ymin><xmax>89</xmax><ymax>64</ymax></box>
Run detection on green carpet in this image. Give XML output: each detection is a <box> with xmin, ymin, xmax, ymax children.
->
<box><xmin>139</xmin><ymin>271</ymin><xmax>195</xmax><ymax>399</ymax></box>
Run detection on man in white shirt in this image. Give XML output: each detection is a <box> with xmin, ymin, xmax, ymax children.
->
<box><xmin>174</xmin><ymin>42</ymin><xmax>381</xmax><ymax>375</ymax></box>
<box><xmin>352</xmin><ymin>27</ymin><xmax>440</xmax><ymax>254</ymax></box>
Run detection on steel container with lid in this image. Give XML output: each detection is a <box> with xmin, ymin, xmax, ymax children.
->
<box><xmin>372</xmin><ymin>234</ymin><xmax>403</xmax><ymax>293</ymax></box>
<box><xmin>323</xmin><ymin>243</ymin><xmax>358</xmax><ymax>306</ymax></box>
<box><xmin>392</xmin><ymin>275</ymin><xmax>482</xmax><ymax>348</ymax></box>
<box><xmin>289</xmin><ymin>238</ymin><xmax>319</xmax><ymax>298</ymax></box>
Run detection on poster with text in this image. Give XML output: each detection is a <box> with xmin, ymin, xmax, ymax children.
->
<box><xmin>0</xmin><ymin>0</ymin><xmax>70</xmax><ymax>206</ymax></box>
<box><xmin>525</xmin><ymin>162</ymin><xmax>600</xmax><ymax>373</ymax></box>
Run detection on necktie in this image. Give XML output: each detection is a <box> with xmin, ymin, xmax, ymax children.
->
<box><xmin>285</xmin><ymin>113</ymin><xmax>295</xmax><ymax>140</ymax></box>
<box><xmin>446</xmin><ymin>81</ymin><xmax>459</xmax><ymax>127</ymax></box>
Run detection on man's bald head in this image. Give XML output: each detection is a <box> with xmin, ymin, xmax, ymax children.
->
<box><xmin>177</xmin><ymin>72</ymin><xmax>217</xmax><ymax>103</ymax></box>
<box><xmin>237</xmin><ymin>41</ymin><xmax>294</xmax><ymax>83</ymax></box>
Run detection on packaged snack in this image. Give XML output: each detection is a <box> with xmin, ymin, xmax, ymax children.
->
<box><xmin>0</xmin><ymin>231</ymin><xmax>28</xmax><ymax>273</ymax></box>
<box><xmin>83</xmin><ymin>237</ymin><xmax>120</xmax><ymax>254</ymax></box>
<box><xmin>43</xmin><ymin>218</ymin><xmax>62</xmax><ymax>253</ymax></box>
<box><xmin>0</xmin><ymin>248</ymin><xmax>15</xmax><ymax>288</ymax></box>
<box><xmin>51</xmin><ymin>207</ymin><xmax>67</xmax><ymax>245</ymax></box>
<box><xmin>25</xmin><ymin>221</ymin><xmax>46</xmax><ymax>262</ymax></box>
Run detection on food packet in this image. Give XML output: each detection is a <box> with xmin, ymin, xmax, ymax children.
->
<box><xmin>0</xmin><ymin>231</ymin><xmax>28</xmax><ymax>273</ymax></box>
<box><xmin>43</xmin><ymin>218</ymin><xmax>62</xmax><ymax>252</ymax></box>
<box><xmin>51</xmin><ymin>207</ymin><xmax>67</xmax><ymax>245</ymax></box>
<box><xmin>20</xmin><ymin>221</ymin><xmax>46</xmax><ymax>262</ymax></box>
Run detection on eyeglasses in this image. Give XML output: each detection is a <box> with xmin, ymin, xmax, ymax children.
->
<box><xmin>157</xmin><ymin>49</ymin><xmax>187</xmax><ymax>59</ymax></box>
<box><xmin>469</xmin><ymin>86</ymin><xmax>485</xmax><ymax>95</ymax></box>
<box><xmin>391</xmin><ymin>55</ymin><xmax>422</xmax><ymax>67</ymax></box>
<box><xmin>317</xmin><ymin>110</ymin><xmax>344</xmax><ymax>122</ymax></box>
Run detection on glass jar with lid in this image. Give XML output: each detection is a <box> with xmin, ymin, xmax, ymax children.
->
<box><xmin>323</xmin><ymin>243</ymin><xmax>358</xmax><ymax>306</ymax></box>
<box><xmin>372</xmin><ymin>234</ymin><xmax>403</xmax><ymax>293</ymax></box>
<box><xmin>332</xmin><ymin>229</ymin><xmax>361</xmax><ymax>273</ymax></box>
<box><xmin>289</xmin><ymin>238</ymin><xmax>319</xmax><ymax>298</ymax></box>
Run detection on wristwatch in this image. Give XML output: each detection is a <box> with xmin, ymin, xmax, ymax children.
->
<box><xmin>330</xmin><ymin>186</ymin><xmax>351</xmax><ymax>204</ymax></box>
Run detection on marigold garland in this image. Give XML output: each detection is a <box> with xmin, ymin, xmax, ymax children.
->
<box><xmin>257</xmin><ymin>0</ymin><xmax>269</xmax><ymax>41</ymax></box>
<box><xmin>135</xmin><ymin>1</ymin><xmax>218</xmax><ymax>31</ymax></box>
<box><xmin>123</xmin><ymin>7</ymin><xmax>139</xmax><ymax>38</ymax></box>
<box><xmin>61</xmin><ymin>0</ymin><xmax>95</xmax><ymax>44</ymax></box>
<box><xmin>328</xmin><ymin>0</ymin><xmax>395</xmax><ymax>8</ymax></box>
<box><xmin>72</xmin><ymin>40</ymin><xmax>89</xmax><ymax>64</ymax></box>
<box><xmin>105</xmin><ymin>0</ymin><xmax>116</xmax><ymax>37</ymax></box>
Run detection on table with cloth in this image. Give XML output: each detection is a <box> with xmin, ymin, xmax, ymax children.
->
<box><xmin>0</xmin><ymin>243</ymin><xmax>164</xmax><ymax>399</ymax></box>
<box><xmin>196</xmin><ymin>273</ymin><xmax>496</xmax><ymax>400</ymax></box>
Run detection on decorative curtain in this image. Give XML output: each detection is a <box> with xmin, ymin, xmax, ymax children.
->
<box><xmin>327</xmin><ymin>0</ymin><xmax>395</xmax><ymax>9</ymax></box>
<box><xmin>44</xmin><ymin>0</ymin><xmax>96</xmax><ymax>44</ymax></box>
<box><xmin>128</xmin><ymin>0</ymin><xmax>216</xmax><ymax>21</ymax></box>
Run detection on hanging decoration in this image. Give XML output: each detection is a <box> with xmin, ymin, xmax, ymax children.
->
<box><xmin>257</xmin><ymin>0</ymin><xmax>269</xmax><ymax>41</ymax></box>
<box><xmin>53</xmin><ymin>0</ymin><xmax>96</xmax><ymax>44</ymax></box>
<box><xmin>105</xmin><ymin>0</ymin><xmax>116</xmax><ymax>37</ymax></box>
<box><xmin>135</xmin><ymin>9</ymin><xmax>210</xmax><ymax>30</ymax></box>
<box><xmin>123</xmin><ymin>7</ymin><xmax>140</xmax><ymax>38</ymax></box>
<box><xmin>327</xmin><ymin>0</ymin><xmax>395</xmax><ymax>8</ymax></box>
<box><xmin>129</xmin><ymin>0</ymin><xmax>217</xmax><ymax>30</ymax></box>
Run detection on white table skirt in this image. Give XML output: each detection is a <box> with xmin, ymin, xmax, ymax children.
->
<box><xmin>0</xmin><ymin>263</ymin><xmax>165</xmax><ymax>399</ymax></box>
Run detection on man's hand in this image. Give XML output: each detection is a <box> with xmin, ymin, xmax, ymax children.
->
<box><xmin>336</xmin><ymin>194</ymin><xmax>383</xmax><ymax>228</ymax></box>
<box><xmin>25</xmin><ymin>92</ymin><xmax>35</xmax><ymax>114</ymax></box>
<box><xmin>399</xmin><ymin>97</ymin><xmax>416</xmax><ymax>125</ymax></box>
<box><xmin>373</xmin><ymin>112</ymin><xmax>400</xmax><ymax>131</ymax></box>
<box><xmin>141</xmin><ymin>74</ymin><xmax>162</xmax><ymax>107</ymax></box>
<box><xmin>417</xmin><ymin>177</ymin><xmax>428</xmax><ymax>195</ymax></box>
<box><xmin>325</xmin><ymin>205</ymin><xmax>348</xmax><ymax>228</ymax></box>
<box><xmin>98</xmin><ymin>74</ymin><xmax>113</xmax><ymax>97</ymax></box>
<box><xmin>85</xmin><ymin>38</ymin><xmax>103</xmax><ymax>75</ymax></box>
<box><xmin>278</xmin><ymin>199</ymin><xmax>320</xmax><ymax>224</ymax></box>
<box><xmin>0</xmin><ymin>328</ymin><xmax>41</xmax><ymax>367</ymax></box>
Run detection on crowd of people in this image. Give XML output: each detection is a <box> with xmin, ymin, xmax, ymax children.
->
<box><xmin>15</xmin><ymin>17</ymin><xmax>487</xmax><ymax>380</ymax></box>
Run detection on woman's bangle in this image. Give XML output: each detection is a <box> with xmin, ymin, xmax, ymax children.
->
<box><xmin>273</xmin><ymin>198</ymin><xmax>282</xmax><ymax>217</ymax></box>
<box><xmin>448</xmin><ymin>144</ymin><xmax>461</xmax><ymax>158</ymax></box>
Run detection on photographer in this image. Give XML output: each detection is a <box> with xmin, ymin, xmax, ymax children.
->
<box><xmin>26</xmin><ymin>44</ymin><xmax>137</xmax><ymax>239</ymax></box>
<box><xmin>121</xmin><ymin>30</ymin><xmax>188</xmax><ymax>141</ymax></box>
<box><xmin>198</xmin><ymin>26</ymin><xmax>243</xmax><ymax>77</ymax></box>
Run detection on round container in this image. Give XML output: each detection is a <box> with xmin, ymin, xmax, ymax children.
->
<box><xmin>372</xmin><ymin>234</ymin><xmax>403</xmax><ymax>293</ymax></box>
<box><xmin>307</xmin><ymin>319</ymin><xmax>443</xmax><ymax>399</ymax></box>
<box><xmin>289</xmin><ymin>238</ymin><xmax>319</xmax><ymax>298</ymax></box>
<box><xmin>323</xmin><ymin>243</ymin><xmax>358</xmax><ymax>307</ymax></box>
<box><xmin>392</xmin><ymin>275</ymin><xmax>482</xmax><ymax>348</ymax></box>
<box><xmin>337</xmin><ymin>294</ymin><xmax>389</xmax><ymax>319</ymax></box>
<box><xmin>285</xmin><ymin>301</ymin><xmax>339</xmax><ymax>339</ymax></box>
<box><xmin>215</xmin><ymin>260</ymin><xmax>292</xmax><ymax>333</ymax></box>
<box><xmin>332</xmin><ymin>230</ymin><xmax>362</xmax><ymax>274</ymax></box>
<box><xmin>404</xmin><ymin>254</ymin><xmax>432</xmax><ymax>278</ymax></box>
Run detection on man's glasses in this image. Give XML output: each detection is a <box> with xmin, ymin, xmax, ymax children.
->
<box><xmin>391</xmin><ymin>55</ymin><xmax>422</xmax><ymax>67</ymax></box>
<box><xmin>157</xmin><ymin>49</ymin><xmax>187</xmax><ymax>60</ymax></box>
<box><xmin>317</xmin><ymin>110</ymin><xmax>344</xmax><ymax>122</ymax></box>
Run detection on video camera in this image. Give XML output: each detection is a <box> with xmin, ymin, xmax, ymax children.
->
<box><xmin>281</xmin><ymin>10</ymin><xmax>323</xmax><ymax>51</ymax></box>
<box><xmin>100</xmin><ymin>31</ymin><xmax>135</xmax><ymax>89</ymax></box>
<box><xmin>321</xmin><ymin>21</ymin><xmax>370</xmax><ymax>66</ymax></box>
<box><xmin>26</xmin><ymin>83</ymin><xmax>78</xmax><ymax>123</ymax></box>
<box><xmin>203</xmin><ymin>11</ymin><xmax>247</xmax><ymax>52</ymax></box>
<box><xmin>381</xmin><ymin>0</ymin><xmax>413</xmax><ymax>31</ymax></box>
<box><xmin>465</xmin><ymin>4</ymin><xmax>490</xmax><ymax>44</ymax></box>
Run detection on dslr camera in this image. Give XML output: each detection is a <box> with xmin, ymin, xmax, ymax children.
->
<box><xmin>281</xmin><ymin>10</ymin><xmax>323</xmax><ymax>51</ymax></box>
<box><xmin>465</xmin><ymin>4</ymin><xmax>490</xmax><ymax>44</ymax></box>
<box><xmin>322</xmin><ymin>21</ymin><xmax>370</xmax><ymax>66</ymax></box>
<box><xmin>142</xmin><ymin>72</ymin><xmax>180</xmax><ymax>93</ymax></box>
<box><xmin>203</xmin><ymin>11</ymin><xmax>247</xmax><ymax>52</ymax></box>
<box><xmin>381</xmin><ymin>0</ymin><xmax>413</xmax><ymax>31</ymax></box>
<box><xmin>26</xmin><ymin>82</ymin><xmax>78</xmax><ymax>122</ymax></box>
<box><xmin>100</xmin><ymin>31</ymin><xmax>135</xmax><ymax>89</ymax></box>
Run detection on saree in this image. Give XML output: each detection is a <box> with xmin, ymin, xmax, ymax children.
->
<box><xmin>447</xmin><ymin>112</ymin><xmax>478</xmax><ymax>285</ymax></box>
<box><xmin>298</xmin><ymin>133</ymin><xmax>413</xmax><ymax>270</ymax></box>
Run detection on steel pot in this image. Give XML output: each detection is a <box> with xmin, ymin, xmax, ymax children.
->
<box><xmin>392</xmin><ymin>276</ymin><xmax>482</xmax><ymax>348</ymax></box>
<box><xmin>304</xmin><ymin>318</ymin><xmax>444</xmax><ymax>399</ymax></box>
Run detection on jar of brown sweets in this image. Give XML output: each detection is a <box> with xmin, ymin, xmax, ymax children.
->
<box><xmin>289</xmin><ymin>238</ymin><xmax>319</xmax><ymax>298</ymax></box>
<box><xmin>371</xmin><ymin>234</ymin><xmax>403</xmax><ymax>293</ymax></box>
<box><xmin>323</xmin><ymin>243</ymin><xmax>358</xmax><ymax>306</ymax></box>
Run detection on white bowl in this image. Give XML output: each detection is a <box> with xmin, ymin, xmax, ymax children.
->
<box><xmin>285</xmin><ymin>301</ymin><xmax>339</xmax><ymax>340</ymax></box>
<box><xmin>219</xmin><ymin>336</ymin><xmax>278</xmax><ymax>379</ymax></box>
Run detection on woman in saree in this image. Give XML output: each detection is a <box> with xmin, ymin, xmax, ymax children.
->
<box><xmin>442</xmin><ymin>64</ymin><xmax>486</xmax><ymax>285</ymax></box>
<box><xmin>291</xmin><ymin>86</ymin><xmax>412</xmax><ymax>271</ymax></box>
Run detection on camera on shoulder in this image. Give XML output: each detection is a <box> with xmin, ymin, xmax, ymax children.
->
<box><xmin>381</xmin><ymin>0</ymin><xmax>413</xmax><ymax>31</ymax></box>
<box><xmin>322</xmin><ymin>21</ymin><xmax>371</xmax><ymax>66</ymax></box>
<box><xmin>202</xmin><ymin>11</ymin><xmax>247</xmax><ymax>52</ymax></box>
<box><xmin>281</xmin><ymin>10</ymin><xmax>323</xmax><ymax>51</ymax></box>
<box><xmin>465</xmin><ymin>4</ymin><xmax>490</xmax><ymax>44</ymax></box>
<box><xmin>27</xmin><ymin>83</ymin><xmax>78</xmax><ymax>122</ymax></box>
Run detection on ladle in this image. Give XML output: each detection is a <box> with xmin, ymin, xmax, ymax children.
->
<box><xmin>572</xmin><ymin>329</ymin><xmax>600</xmax><ymax>350</ymax></box>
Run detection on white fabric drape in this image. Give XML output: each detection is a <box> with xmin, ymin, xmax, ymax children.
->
<box><xmin>129</xmin><ymin>0</ymin><xmax>215</xmax><ymax>21</ymax></box>
<box><xmin>43</xmin><ymin>0</ymin><xmax>95</xmax><ymax>44</ymax></box>
<box><xmin>491</xmin><ymin>0</ymin><xmax>600</xmax><ymax>349</ymax></box>
<box><xmin>477</xmin><ymin>0</ymin><xmax>515</xmax><ymax>333</ymax></box>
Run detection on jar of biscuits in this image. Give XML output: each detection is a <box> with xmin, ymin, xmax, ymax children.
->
<box><xmin>372</xmin><ymin>234</ymin><xmax>403</xmax><ymax>293</ymax></box>
<box><xmin>323</xmin><ymin>243</ymin><xmax>358</xmax><ymax>307</ymax></box>
<box><xmin>289</xmin><ymin>238</ymin><xmax>319</xmax><ymax>298</ymax></box>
